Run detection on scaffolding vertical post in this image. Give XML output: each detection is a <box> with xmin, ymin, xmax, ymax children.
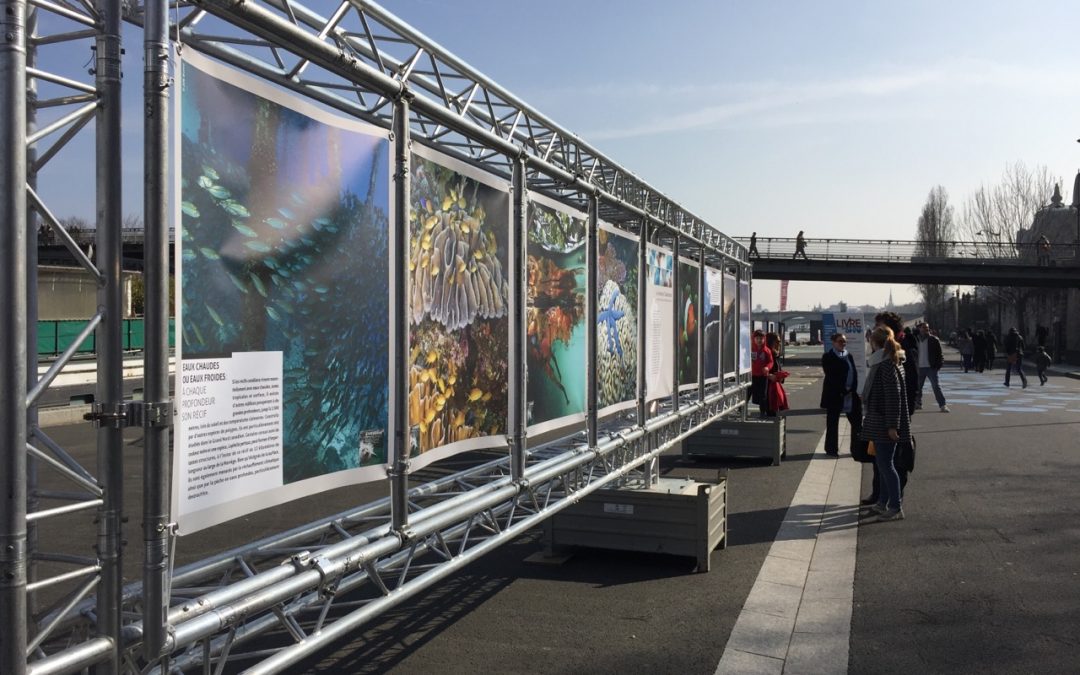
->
<box><xmin>389</xmin><ymin>93</ymin><xmax>411</xmax><ymax>534</ymax></box>
<box><xmin>735</xmin><ymin>263</ymin><xmax>745</xmax><ymax>419</ymax></box>
<box><xmin>94</xmin><ymin>0</ymin><xmax>125</xmax><ymax>669</ymax></box>
<box><xmin>638</xmin><ymin>222</ymin><xmax>655</xmax><ymax>486</ymax></box>
<box><xmin>670</xmin><ymin>233</ymin><xmax>680</xmax><ymax>412</ymax></box>
<box><xmin>586</xmin><ymin>192</ymin><xmax>599</xmax><ymax>448</ymax></box>
<box><xmin>697</xmin><ymin>246</ymin><xmax>706</xmax><ymax>402</ymax></box>
<box><xmin>24</xmin><ymin>1</ymin><xmax>38</xmax><ymax>618</ymax></box>
<box><xmin>143</xmin><ymin>0</ymin><xmax>172</xmax><ymax>660</ymax></box>
<box><xmin>0</xmin><ymin>2</ymin><xmax>29</xmax><ymax>673</ymax></box>
<box><xmin>508</xmin><ymin>156</ymin><xmax>527</xmax><ymax>480</ymax></box>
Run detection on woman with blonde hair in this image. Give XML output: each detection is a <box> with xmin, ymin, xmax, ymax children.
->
<box><xmin>861</xmin><ymin>326</ymin><xmax>912</xmax><ymax>522</ymax></box>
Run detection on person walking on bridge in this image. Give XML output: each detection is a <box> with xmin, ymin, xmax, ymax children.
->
<box><xmin>749</xmin><ymin>232</ymin><xmax>760</xmax><ymax>259</ymax></box>
<box><xmin>792</xmin><ymin>231</ymin><xmax>809</xmax><ymax>260</ymax></box>
<box><xmin>1003</xmin><ymin>327</ymin><xmax>1028</xmax><ymax>388</ymax></box>
<box><xmin>914</xmin><ymin>322</ymin><xmax>949</xmax><ymax>412</ymax></box>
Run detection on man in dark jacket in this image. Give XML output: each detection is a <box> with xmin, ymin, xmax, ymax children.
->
<box><xmin>820</xmin><ymin>333</ymin><xmax>861</xmax><ymax>456</ymax></box>
<box><xmin>1003</xmin><ymin>327</ymin><xmax>1028</xmax><ymax>388</ymax></box>
<box><xmin>914</xmin><ymin>323</ymin><xmax>949</xmax><ymax>412</ymax></box>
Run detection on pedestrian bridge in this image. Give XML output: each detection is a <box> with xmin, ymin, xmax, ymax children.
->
<box><xmin>743</xmin><ymin>237</ymin><xmax>1080</xmax><ymax>288</ymax></box>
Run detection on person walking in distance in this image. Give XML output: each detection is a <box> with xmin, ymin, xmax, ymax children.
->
<box><xmin>972</xmin><ymin>330</ymin><xmax>987</xmax><ymax>373</ymax></box>
<box><xmin>1035</xmin><ymin>346</ymin><xmax>1052</xmax><ymax>386</ymax></box>
<box><xmin>862</xmin><ymin>326</ymin><xmax>912</xmax><ymax>522</ymax></box>
<box><xmin>957</xmin><ymin>329</ymin><xmax>974</xmax><ymax>373</ymax></box>
<box><xmin>986</xmin><ymin>330</ymin><xmax>998</xmax><ymax>370</ymax></box>
<box><xmin>914</xmin><ymin>323</ymin><xmax>949</xmax><ymax>411</ymax></box>
<box><xmin>792</xmin><ymin>230</ymin><xmax>809</xmax><ymax>260</ymax></box>
<box><xmin>820</xmin><ymin>333</ymin><xmax>861</xmax><ymax>457</ymax></box>
<box><xmin>749</xmin><ymin>232</ymin><xmax>760</xmax><ymax>259</ymax></box>
<box><xmin>1003</xmin><ymin>327</ymin><xmax>1028</xmax><ymax>388</ymax></box>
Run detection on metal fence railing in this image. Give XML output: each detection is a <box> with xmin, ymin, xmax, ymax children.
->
<box><xmin>37</xmin><ymin>318</ymin><xmax>176</xmax><ymax>357</ymax></box>
<box><xmin>739</xmin><ymin>237</ymin><xmax>1079</xmax><ymax>265</ymax></box>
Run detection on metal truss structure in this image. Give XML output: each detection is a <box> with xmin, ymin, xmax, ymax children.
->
<box><xmin>1</xmin><ymin>1</ymin><xmax>752</xmax><ymax>673</ymax></box>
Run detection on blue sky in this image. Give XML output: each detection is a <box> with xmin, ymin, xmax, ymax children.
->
<box><xmin>35</xmin><ymin>0</ymin><xmax>1080</xmax><ymax>310</ymax></box>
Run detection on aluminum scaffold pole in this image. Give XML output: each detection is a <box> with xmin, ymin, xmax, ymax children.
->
<box><xmin>638</xmin><ymin>222</ymin><xmax>655</xmax><ymax>486</ymax></box>
<box><xmin>671</xmin><ymin>233</ymin><xmax>680</xmax><ymax>412</ymax></box>
<box><xmin>389</xmin><ymin>92</ymin><xmax>412</xmax><ymax>534</ymax></box>
<box><xmin>142</xmin><ymin>0</ymin><xmax>173</xmax><ymax>661</ymax></box>
<box><xmin>92</xmin><ymin>0</ymin><xmax>125</xmax><ymax>670</ymax></box>
<box><xmin>509</xmin><ymin>156</ymin><xmax>527</xmax><ymax>480</ymax></box>
<box><xmin>586</xmin><ymin>193</ymin><xmax>599</xmax><ymax>448</ymax></box>
<box><xmin>1</xmin><ymin>2</ymin><xmax>29</xmax><ymax>672</ymax></box>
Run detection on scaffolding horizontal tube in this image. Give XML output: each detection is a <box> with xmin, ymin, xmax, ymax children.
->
<box><xmin>25</xmin><ymin>499</ymin><xmax>102</xmax><ymax>524</ymax></box>
<box><xmin>26</xmin><ymin>637</ymin><xmax>114</xmax><ymax>675</ymax></box>
<box><xmin>25</xmin><ymin>564</ymin><xmax>100</xmax><ymax>594</ymax></box>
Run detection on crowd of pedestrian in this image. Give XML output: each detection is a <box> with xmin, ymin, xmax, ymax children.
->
<box><xmin>750</xmin><ymin>310</ymin><xmax>1055</xmax><ymax>525</ymax></box>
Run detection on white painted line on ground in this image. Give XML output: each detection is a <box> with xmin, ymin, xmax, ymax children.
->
<box><xmin>716</xmin><ymin>421</ymin><xmax>861</xmax><ymax>675</ymax></box>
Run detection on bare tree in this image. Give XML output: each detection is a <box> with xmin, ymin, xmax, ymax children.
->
<box><xmin>914</xmin><ymin>186</ymin><xmax>955</xmax><ymax>328</ymax></box>
<box><xmin>958</xmin><ymin>161</ymin><xmax>1059</xmax><ymax>258</ymax></box>
<box><xmin>957</xmin><ymin>162</ymin><xmax>1060</xmax><ymax>335</ymax></box>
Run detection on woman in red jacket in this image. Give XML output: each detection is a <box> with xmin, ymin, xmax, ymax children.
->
<box><xmin>750</xmin><ymin>329</ymin><xmax>774</xmax><ymax>417</ymax></box>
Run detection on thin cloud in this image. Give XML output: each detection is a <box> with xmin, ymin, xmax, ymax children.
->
<box><xmin>568</xmin><ymin>59</ymin><xmax>1080</xmax><ymax>141</ymax></box>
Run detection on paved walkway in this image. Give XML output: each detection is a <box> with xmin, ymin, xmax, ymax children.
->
<box><xmin>716</xmin><ymin>422</ymin><xmax>860</xmax><ymax>674</ymax></box>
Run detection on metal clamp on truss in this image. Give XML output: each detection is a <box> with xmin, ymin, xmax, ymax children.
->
<box><xmin>127</xmin><ymin>400</ymin><xmax>174</xmax><ymax>428</ymax></box>
<box><xmin>83</xmin><ymin>401</ymin><xmax>129</xmax><ymax>429</ymax></box>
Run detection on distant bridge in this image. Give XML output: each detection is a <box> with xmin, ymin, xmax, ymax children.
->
<box><xmin>742</xmin><ymin>238</ymin><xmax>1080</xmax><ymax>288</ymax></box>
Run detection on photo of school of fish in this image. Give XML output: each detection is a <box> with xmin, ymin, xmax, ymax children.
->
<box><xmin>407</xmin><ymin>153</ymin><xmax>509</xmax><ymax>454</ymax></box>
<box><xmin>179</xmin><ymin>60</ymin><xmax>390</xmax><ymax>482</ymax></box>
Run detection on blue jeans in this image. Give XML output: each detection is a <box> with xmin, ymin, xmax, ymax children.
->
<box><xmin>1004</xmin><ymin>356</ymin><xmax>1027</xmax><ymax>387</ymax></box>
<box><xmin>874</xmin><ymin>441</ymin><xmax>902</xmax><ymax>511</ymax></box>
<box><xmin>917</xmin><ymin>367</ymin><xmax>946</xmax><ymax>407</ymax></box>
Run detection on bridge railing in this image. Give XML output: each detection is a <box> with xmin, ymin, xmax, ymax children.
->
<box><xmin>739</xmin><ymin>237</ymin><xmax>1078</xmax><ymax>265</ymax></box>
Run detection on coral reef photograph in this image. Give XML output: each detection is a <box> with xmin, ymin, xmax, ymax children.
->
<box><xmin>702</xmin><ymin>268</ymin><xmax>721</xmax><ymax>380</ymax></box>
<box><xmin>597</xmin><ymin>226</ymin><xmax>639</xmax><ymax>409</ymax></box>
<box><xmin>408</xmin><ymin>151</ymin><xmax>509</xmax><ymax>455</ymax></box>
<box><xmin>180</xmin><ymin>60</ymin><xmax>391</xmax><ymax>483</ymax></box>
<box><xmin>722</xmin><ymin>272</ymin><xmax>737</xmax><ymax>377</ymax></box>
<box><xmin>526</xmin><ymin>200</ymin><xmax>586</xmax><ymax>427</ymax></box>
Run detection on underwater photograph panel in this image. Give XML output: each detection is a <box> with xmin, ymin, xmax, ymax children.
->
<box><xmin>677</xmin><ymin>260</ymin><xmax>700</xmax><ymax>388</ymax></box>
<box><xmin>408</xmin><ymin>146</ymin><xmax>510</xmax><ymax>459</ymax></box>
<box><xmin>179</xmin><ymin>57</ymin><xmax>390</xmax><ymax>485</ymax></box>
<box><xmin>722</xmin><ymin>272</ymin><xmax>737</xmax><ymax>378</ymax></box>
<box><xmin>526</xmin><ymin>195</ymin><xmax>587</xmax><ymax>431</ymax></box>
<box><xmin>597</xmin><ymin>223</ymin><xmax>639</xmax><ymax>411</ymax></box>
<box><xmin>703</xmin><ymin>267</ymin><xmax>721</xmax><ymax>381</ymax></box>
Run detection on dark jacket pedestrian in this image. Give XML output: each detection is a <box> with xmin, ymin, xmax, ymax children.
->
<box><xmin>793</xmin><ymin>230</ymin><xmax>808</xmax><ymax>260</ymax></box>
<box><xmin>986</xmin><ymin>332</ymin><xmax>998</xmax><ymax>370</ymax></box>
<box><xmin>1035</xmin><ymin>346</ymin><xmax>1052</xmax><ymax>385</ymax></box>
<box><xmin>1003</xmin><ymin>327</ymin><xmax>1028</xmax><ymax>388</ymax></box>
<box><xmin>972</xmin><ymin>331</ymin><xmax>988</xmax><ymax>372</ymax></box>
<box><xmin>820</xmin><ymin>333</ymin><xmax>861</xmax><ymax>456</ymax></box>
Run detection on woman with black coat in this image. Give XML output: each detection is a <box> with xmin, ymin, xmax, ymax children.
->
<box><xmin>861</xmin><ymin>326</ymin><xmax>912</xmax><ymax>522</ymax></box>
